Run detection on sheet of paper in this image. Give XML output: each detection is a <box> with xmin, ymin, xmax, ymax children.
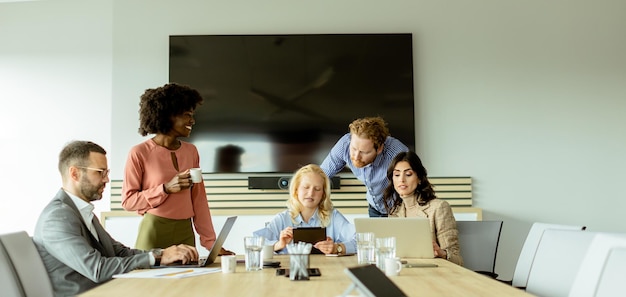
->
<box><xmin>113</xmin><ymin>267</ymin><xmax>221</xmax><ymax>279</ymax></box>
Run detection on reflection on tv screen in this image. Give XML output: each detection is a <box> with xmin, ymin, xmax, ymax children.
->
<box><xmin>171</xmin><ymin>33</ymin><xmax>415</xmax><ymax>173</ymax></box>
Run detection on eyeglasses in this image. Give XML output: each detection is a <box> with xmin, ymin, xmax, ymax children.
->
<box><xmin>77</xmin><ymin>167</ymin><xmax>110</xmax><ymax>178</ymax></box>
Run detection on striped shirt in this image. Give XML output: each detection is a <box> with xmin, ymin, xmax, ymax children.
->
<box><xmin>320</xmin><ymin>133</ymin><xmax>409</xmax><ymax>214</ymax></box>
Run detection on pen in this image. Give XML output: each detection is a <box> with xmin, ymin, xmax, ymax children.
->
<box><xmin>159</xmin><ymin>269</ymin><xmax>194</xmax><ymax>277</ymax></box>
<box><xmin>403</xmin><ymin>263</ymin><xmax>438</xmax><ymax>268</ymax></box>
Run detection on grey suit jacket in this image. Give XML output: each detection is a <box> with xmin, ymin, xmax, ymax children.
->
<box><xmin>34</xmin><ymin>189</ymin><xmax>150</xmax><ymax>297</ymax></box>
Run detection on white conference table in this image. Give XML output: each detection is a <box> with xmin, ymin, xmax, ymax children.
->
<box><xmin>80</xmin><ymin>255</ymin><xmax>534</xmax><ymax>297</ymax></box>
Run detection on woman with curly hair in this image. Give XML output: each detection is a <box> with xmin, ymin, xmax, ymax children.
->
<box><xmin>121</xmin><ymin>83</ymin><xmax>232</xmax><ymax>255</ymax></box>
<box><xmin>383</xmin><ymin>151</ymin><xmax>463</xmax><ymax>266</ymax></box>
<box><xmin>253</xmin><ymin>164</ymin><xmax>356</xmax><ymax>255</ymax></box>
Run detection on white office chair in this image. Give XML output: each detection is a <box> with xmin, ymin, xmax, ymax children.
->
<box><xmin>0</xmin><ymin>231</ymin><xmax>54</xmax><ymax>297</ymax></box>
<box><xmin>0</xmin><ymin>239</ymin><xmax>25</xmax><ymax>297</ymax></box>
<box><xmin>595</xmin><ymin>248</ymin><xmax>626</xmax><ymax>297</ymax></box>
<box><xmin>525</xmin><ymin>229</ymin><xmax>596</xmax><ymax>297</ymax></box>
<box><xmin>456</xmin><ymin>220</ymin><xmax>503</xmax><ymax>278</ymax></box>
<box><xmin>569</xmin><ymin>233</ymin><xmax>626</xmax><ymax>297</ymax></box>
<box><xmin>511</xmin><ymin>222</ymin><xmax>586</xmax><ymax>288</ymax></box>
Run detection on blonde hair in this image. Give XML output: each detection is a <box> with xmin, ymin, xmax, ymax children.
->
<box><xmin>286</xmin><ymin>164</ymin><xmax>333</xmax><ymax>227</ymax></box>
<box><xmin>349</xmin><ymin>116</ymin><xmax>390</xmax><ymax>151</ymax></box>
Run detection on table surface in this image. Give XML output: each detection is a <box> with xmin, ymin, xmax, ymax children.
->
<box><xmin>80</xmin><ymin>255</ymin><xmax>534</xmax><ymax>297</ymax></box>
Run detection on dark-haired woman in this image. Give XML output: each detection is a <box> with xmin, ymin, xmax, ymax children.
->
<box><xmin>383</xmin><ymin>151</ymin><xmax>463</xmax><ymax>265</ymax></box>
<box><xmin>122</xmin><ymin>83</ymin><xmax>231</xmax><ymax>255</ymax></box>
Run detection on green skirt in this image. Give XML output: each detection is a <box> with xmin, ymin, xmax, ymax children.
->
<box><xmin>135</xmin><ymin>213</ymin><xmax>195</xmax><ymax>250</ymax></box>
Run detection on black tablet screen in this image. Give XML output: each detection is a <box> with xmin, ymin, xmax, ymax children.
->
<box><xmin>292</xmin><ymin>227</ymin><xmax>326</xmax><ymax>254</ymax></box>
<box><xmin>345</xmin><ymin>265</ymin><xmax>408</xmax><ymax>297</ymax></box>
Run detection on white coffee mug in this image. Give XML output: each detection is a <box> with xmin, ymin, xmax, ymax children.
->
<box><xmin>190</xmin><ymin>168</ymin><xmax>203</xmax><ymax>183</ymax></box>
<box><xmin>221</xmin><ymin>255</ymin><xmax>236</xmax><ymax>273</ymax></box>
<box><xmin>384</xmin><ymin>257</ymin><xmax>402</xmax><ymax>276</ymax></box>
<box><xmin>262</xmin><ymin>244</ymin><xmax>274</xmax><ymax>260</ymax></box>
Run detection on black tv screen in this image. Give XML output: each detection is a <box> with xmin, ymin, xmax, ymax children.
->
<box><xmin>169</xmin><ymin>33</ymin><xmax>415</xmax><ymax>174</ymax></box>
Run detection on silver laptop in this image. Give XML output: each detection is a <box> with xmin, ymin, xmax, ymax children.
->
<box><xmin>354</xmin><ymin>217</ymin><xmax>433</xmax><ymax>259</ymax></box>
<box><xmin>157</xmin><ymin>216</ymin><xmax>237</xmax><ymax>268</ymax></box>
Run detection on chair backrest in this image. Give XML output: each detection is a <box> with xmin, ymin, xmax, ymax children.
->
<box><xmin>0</xmin><ymin>231</ymin><xmax>54</xmax><ymax>297</ymax></box>
<box><xmin>512</xmin><ymin>222</ymin><xmax>586</xmax><ymax>288</ymax></box>
<box><xmin>525</xmin><ymin>229</ymin><xmax>596</xmax><ymax>297</ymax></box>
<box><xmin>0</xmin><ymin>239</ymin><xmax>25</xmax><ymax>297</ymax></box>
<box><xmin>569</xmin><ymin>233</ymin><xmax>626</xmax><ymax>297</ymax></box>
<box><xmin>456</xmin><ymin>220</ymin><xmax>503</xmax><ymax>277</ymax></box>
<box><xmin>595</xmin><ymin>247</ymin><xmax>626</xmax><ymax>297</ymax></box>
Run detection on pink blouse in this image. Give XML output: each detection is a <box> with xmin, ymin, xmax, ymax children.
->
<box><xmin>121</xmin><ymin>139</ymin><xmax>216</xmax><ymax>250</ymax></box>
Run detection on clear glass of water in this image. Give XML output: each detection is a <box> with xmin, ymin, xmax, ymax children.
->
<box><xmin>356</xmin><ymin>232</ymin><xmax>375</xmax><ymax>265</ymax></box>
<box><xmin>244</xmin><ymin>236</ymin><xmax>264</xmax><ymax>271</ymax></box>
<box><xmin>375</xmin><ymin>237</ymin><xmax>396</xmax><ymax>271</ymax></box>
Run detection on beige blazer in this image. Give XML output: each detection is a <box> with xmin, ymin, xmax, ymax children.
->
<box><xmin>389</xmin><ymin>198</ymin><xmax>463</xmax><ymax>266</ymax></box>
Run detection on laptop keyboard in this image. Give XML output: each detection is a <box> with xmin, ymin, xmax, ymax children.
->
<box><xmin>166</xmin><ymin>257</ymin><xmax>207</xmax><ymax>266</ymax></box>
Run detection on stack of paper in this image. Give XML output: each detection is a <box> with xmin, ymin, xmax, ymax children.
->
<box><xmin>113</xmin><ymin>268</ymin><xmax>221</xmax><ymax>279</ymax></box>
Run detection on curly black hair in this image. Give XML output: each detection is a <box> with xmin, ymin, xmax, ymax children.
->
<box><xmin>138</xmin><ymin>83</ymin><xmax>203</xmax><ymax>136</ymax></box>
<box><xmin>383</xmin><ymin>151</ymin><xmax>437</xmax><ymax>214</ymax></box>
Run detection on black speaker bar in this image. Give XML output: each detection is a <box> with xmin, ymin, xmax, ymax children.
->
<box><xmin>248</xmin><ymin>176</ymin><xmax>341</xmax><ymax>190</ymax></box>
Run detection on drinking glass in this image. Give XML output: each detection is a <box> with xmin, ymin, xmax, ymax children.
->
<box><xmin>244</xmin><ymin>236</ymin><xmax>264</xmax><ymax>271</ymax></box>
<box><xmin>356</xmin><ymin>232</ymin><xmax>375</xmax><ymax>265</ymax></box>
<box><xmin>375</xmin><ymin>237</ymin><xmax>396</xmax><ymax>271</ymax></box>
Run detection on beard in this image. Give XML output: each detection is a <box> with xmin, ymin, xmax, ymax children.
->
<box><xmin>80</xmin><ymin>175</ymin><xmax>103</xmax><ymax>201</ymax></box>
<box><xmin>351</xmin><ymin>158</ymin><xmax>370</xmax><ymax>168</ymax></box>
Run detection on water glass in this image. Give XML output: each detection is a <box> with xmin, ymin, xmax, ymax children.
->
<box><xmin>289</xmin><ymin>254</ymin><xmax>310</xmax><ymax>281</ymax></box>
<box><xmin>375</xmin><ymin>237</ymin><xmax>396</xmax><ymax>271</ymax></box>
<box><xmin>244</xmin><ymin>236</ymin><xmax>264</xmax><ymax>271</ymax></box>
<box><xmin>356</xmin><ymin>232</ymin><xmax>375</xmax><ymax>265</ymax></box>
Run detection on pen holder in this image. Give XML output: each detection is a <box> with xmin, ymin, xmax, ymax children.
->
<box><xmin>289</xmin><ymin>254</ymin><xmax>310</xmax><ymax>281</ymax></box>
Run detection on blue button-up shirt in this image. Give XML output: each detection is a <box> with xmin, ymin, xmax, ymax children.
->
<box><xmin>320</xmin><ymin>133</ymin><xmax>409</xmax><ymax>214</ymax></box>
<box><xmin>253</xmin><ymin>208</ymin><xmax>356</xmax><ymax>254</ymax></box>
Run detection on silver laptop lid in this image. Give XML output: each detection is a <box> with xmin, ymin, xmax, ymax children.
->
<box><xmin>204</xmin><ymin>216</ymin><xmax>238</xmax><ymax>265</ymax></box>
<box><xmin>354</xmin><ymin>217</ymin><xmax>433</xmax><ymax>259</ymax></box>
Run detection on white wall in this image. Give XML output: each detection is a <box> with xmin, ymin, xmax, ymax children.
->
<box><xmin>413</xmin><ymin>1</ymin><xmax>626</xmax><ymax>277</ymax></box>
<box><xmin>2</xmin><ymin>0</ymin><xmax>625</xmax><ymax>280</ymax></box>
<box><xmin>0</xmin><ymin>0</ymin><xmax>113</xmax><ymax>233</ymax></box>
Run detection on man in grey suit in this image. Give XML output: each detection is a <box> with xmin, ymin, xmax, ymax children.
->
<box><xmin>34</xmin><ymin>140</ymin><xmax>199</xmax><ymax>296</ymax></box>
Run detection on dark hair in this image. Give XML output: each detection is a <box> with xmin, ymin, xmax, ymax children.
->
<box><xmin>138</xmin><ymin>83</ymin><xmax>203</xmax><ymax>136</ymax></box>
<box><xmin>383</xmin><ymin>151</ymin><xmax>436</xmax><ymax>214</ymax></box>
<box><xmin>215</xmin><ymin>144</ymin><xmax>245</xmax><ymax>172</ymax></box>
<box><xmin>58</xmin><ymin>141</ymin><xmax>106</xmax><ymax>176</ymax></box>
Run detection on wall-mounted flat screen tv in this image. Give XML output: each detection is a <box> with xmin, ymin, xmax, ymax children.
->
<box><xmin>169</xmin><ymin>33</ymin><xmax>415</xmax><ymax>174</ymax></box>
